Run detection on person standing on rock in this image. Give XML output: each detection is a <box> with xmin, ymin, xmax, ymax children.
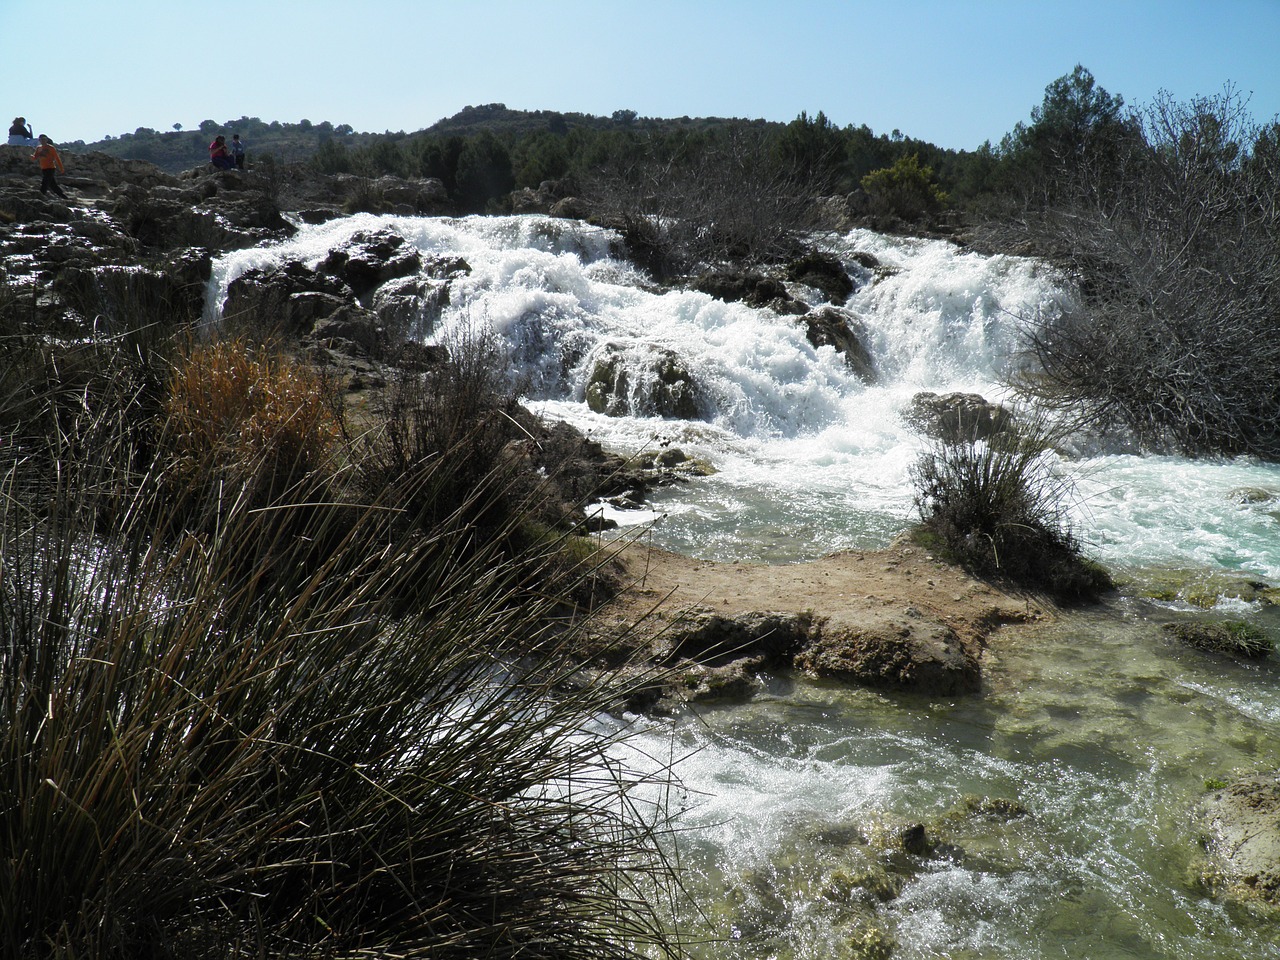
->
<box><xmin>32</xmin><ymin>134</ymin><xmax>67</xmax><ymax>198</ymax></box>
<box><xmin>231</xmin><ymin>133</ymin><xmax>246</xmax><ymax>169</ymax></box>
<box><xmin>8</xmin><ymin>117</ymin><xmax>37</xmax><ymax>146</ymax></box>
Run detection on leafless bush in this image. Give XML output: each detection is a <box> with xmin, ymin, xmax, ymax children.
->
<box><xmin>1011</xmin><ymin>87</ymin><xmax>1280</xmax><ymax>457</ymax></box>
<box><xmin>582</xmin><ymin>125</ymin><xmax>826</xmax><ymax>280</ymax></box>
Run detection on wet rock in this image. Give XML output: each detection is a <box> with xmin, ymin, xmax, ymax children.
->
<box><xmin>515</xmin><ymin>416</ymin><xmax>648</xmax><ymax>503</ymax></box>
<box><xmin>318</xmin><ymin>229</ymin><xmax>422</xmax><ymax>299</ymax></box>
<box><xmin>905</xmin><ymin>391</ymin><xmax>1013</xmax><ymax>443</ymax></box>
<box><xmin>786</xmin><ymin>250</ymin><xmax>855</xmax><ymax>303</ymax></box>
<box><xmin>662</xmin><ymin>609</ymin><xmax>811</xmax><ymax>668</ymax></box>
<box><xmin>1197</xmin><ymin>772</ymin><xmax>1280</xmax><ymax>907</ymax></box>
<box><xmin>799</xmin><ymin>306</ymin><xmax>876</xmax><ymax>382</ymax></box>
<box><xmin>692</xmin><ymin>270</ymin><xmax>801</xmax><ymax>312</ymax></box>
<box><xmin>584</xmin><ymin>346</ymin><xmax>702</xmax><ymax>420</ymax></box>
<box><xmin>1228</xmin><ymin>487</ymin><xmax>1279</xmax><ymax>504</ymax></box>
<box><xmin>795</xmin><ymin>613</ymin><xmax>981</xmax><ymax>695</ymax></box>
<box><xmin>371</xmin><ymin>275</ymin><xmax>441</xmax><ymax>340</ymax></box>
<box><xmin>674</xmin><ymin>660</ymin><xmax>760</xmax><ymax>704</ymax></box>
<box><xmin>1127</xmin><ymin>567</ymin><xmax>1280</xmax><ymax>608</ymax></box>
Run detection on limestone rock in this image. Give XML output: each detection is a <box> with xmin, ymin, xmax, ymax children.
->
<box><xmin>1198</xmin><ymin>772</ymin><xmax>1280</xmax><ymax>907</ymax></box>
<box><xmin>796</xmin><ymin>613</ymin><xmax>980</xmax><ymax>695</ymax></box>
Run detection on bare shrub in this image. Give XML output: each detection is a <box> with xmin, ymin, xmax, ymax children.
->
<box><xmin>582</xmin><ymin>125</ymin><xmax>825</xmax><ymax>280</ymax></box>
<box><xmin>1010</xmin><ymin>87</ymin><xmax>1280</xmax><ymax>457</ymax></box>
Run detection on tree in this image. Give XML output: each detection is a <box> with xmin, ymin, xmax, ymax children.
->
<box><xmin>1013</xmin><ymin>86</ymin><xmax>1280</xmax><ymax>458</ymax></box>
<box><xmin>772</xmin><ymin>110</ymin><xmax>848</xmax><ymax>189</ymax></box>
<box><xmin>455</xmin><ymin>132</ymin><xmax>515</xmax><ymax>212</ymax></box>
<box><xmin>999</xmin><ymin>65</ymin><xmax>1131</xmax><ymax>203</ymax></box>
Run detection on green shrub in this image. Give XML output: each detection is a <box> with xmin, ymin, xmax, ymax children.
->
<box><xmin>910</xmin><ymin>414</ymin><xmax>1110</xmax><ymax>600</ymax></box>
<box><xmin>860</xmin><ymin>154</ymin><xmax>948</xmax><ymax>222</ymax></box>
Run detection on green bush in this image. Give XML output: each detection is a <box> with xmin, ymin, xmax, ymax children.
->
<box><xmin>860</xmin><ymin>154</ymin><xmax>948</xmax><ymax>222</ymax></box>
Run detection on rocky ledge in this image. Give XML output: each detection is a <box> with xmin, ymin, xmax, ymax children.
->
<box><xmin>578</xmin><ymin>536</ymin><xmax>1048</xmax><ymax>711</ymax></box>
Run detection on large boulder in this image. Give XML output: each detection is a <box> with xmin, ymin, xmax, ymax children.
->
<box><xmin>318</xmin><ymin>229</ymin><xmax>422</xmax><ymax>299</ymax></box>
<box><xmin>585</xmin><ymin>345</ymin><xmax>702</xmax><ymax>420</ymax></box>
<box><xmin>1197</xmin><ymin>772</ymin><xmax>1280</xmax><ymax>908</ymax></box>
<box><xmin>799</xmin><ymin>306</ymin><xmax>876</xmax><ymax>382</ymax></box>
<box><xmin>905</xmin><ymin>391</ymin><xmax>1013</xmax><ymax>443</ymax></box>
<box><xmin>222</xmin><ymin>259</ymin><xmax>354</xmax><ymax>335</ymax></box>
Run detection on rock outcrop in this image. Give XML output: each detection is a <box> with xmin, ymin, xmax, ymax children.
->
<box><xmin>584</xmin><ymin>538</ymin><xmax>1045</xmax><ymax>710</ymax></box>
<box><xmin>1197</xmin><ymin>772</ymin><xmax>1280</xmax><ymax>909</ymax></box>
<box><xmin>904</xmin><ymin>391</ymin><xmax>1013</xmax><ymax>443</ymax></box>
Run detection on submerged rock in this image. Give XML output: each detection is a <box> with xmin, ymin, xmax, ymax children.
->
<box><xmin>1126</xmin><ymin>567</ymin><xmax>1280</xmax><ymax>609</ymax></box>
<box><xmin>1197</xmin><ymin>772</ymin><xmax>1280</xmax><ymax>908</ymax></box>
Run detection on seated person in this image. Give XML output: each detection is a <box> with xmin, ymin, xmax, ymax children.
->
<box><xmin>8</xmin><ymin>117</ymin><xmax>38</xmax><ymax>146</ymax></box>
<box><xmin>209</xmin><ymin>135</ymin><xmax>236</xmax><ymax>170</ymax></box>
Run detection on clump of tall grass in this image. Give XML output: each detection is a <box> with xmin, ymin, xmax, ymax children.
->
<box><xmin>162</xmin><ymin>338</ymin><xmax>342</xmax><ymax>494</ymax></box>
<box><xmin>1</xmin><ymin>326</ymin><xmax>688</xmax><ymax>958</ymax></box>
<box><xmin>910</xmin><ymin>412</ymin><xmax>1111</xmax><ymax>601</ymax></box>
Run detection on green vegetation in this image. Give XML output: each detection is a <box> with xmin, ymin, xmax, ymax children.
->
<box><xmin>860</xmin><ymin>154</ymin><xmax>948</xmax><ymax>221</ymax></box>
<box><xmin>909</xmin><ymin>414</ymin><xmax>1112</xmax><ymax>601</ymax></box>
<box><xmin>0</xmin><ymin>280</ymin><xmax>687</xmax><ymax>959</ymax></box>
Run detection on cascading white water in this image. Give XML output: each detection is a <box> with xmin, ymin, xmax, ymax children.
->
<box><xmin>211</xmin><ymin>213</ymin><xmax>1280</xmax><ymax>579</ymax></box>
<box><xmin>210</xmin><ymin>215</ymin><xmax>1280</xmax><ymax>958</ymax></box>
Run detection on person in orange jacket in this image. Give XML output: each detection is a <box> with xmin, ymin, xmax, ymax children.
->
<box><xmin>32</xmin><ymin>134</ymin><xmax>68</xmax><ymax>198</ymax></box>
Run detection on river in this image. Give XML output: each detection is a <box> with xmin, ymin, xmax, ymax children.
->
<box><xmin>212</xmin><ymin>214</ymin><xmax>1280</xmax><ymax>958</ymax></box>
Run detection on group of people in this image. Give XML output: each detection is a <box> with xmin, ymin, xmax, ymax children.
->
<box><xmin>209</xmin><ymin>133</ymin><xmax>246</xmax><ymax>170</ymax></box>
<box><xmin>8</xmin><ymin>114</ymin><xmax>251</xmax><ymax>199</ymax></box>
<box><xmin>9</xmin><ymin>116</ymin><xmax>68</xmax><ymax>199</ymax></box>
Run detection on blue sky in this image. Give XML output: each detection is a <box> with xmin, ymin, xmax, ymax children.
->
<box><xmin>3</xmin><ymin>0</ymin><xmax>1277</xmax><ymax>151</ymax></box>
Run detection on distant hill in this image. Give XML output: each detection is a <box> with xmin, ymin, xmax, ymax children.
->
<box><xmin>68</xmin><ymin>116</ymin><xmax>387</xmax><ymax>174</ymax></box>
<box><xmin>69</xmin><ymin>105</ymin><xmax>785</xmax><ymax>174</ymax></box>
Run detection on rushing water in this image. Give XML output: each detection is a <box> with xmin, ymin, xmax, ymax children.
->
<box><xmin>211</xmin><ymin>214</ymin><xmax>1280</xmax><ymax>957</ymax></box>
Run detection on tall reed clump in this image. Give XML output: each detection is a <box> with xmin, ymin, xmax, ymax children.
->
<box><xmin>910</xmin><ymin>413</ymin><xmax>1111</xmax><ymax>601</ymax></box>
<box><xmin>161</xmin><ymin>337</ymin><xmax>342</xmax><ymax>508</ymax></box>
<box><xmin>1</xmin><ymin>334</ymin><xmax>688</xmax><ymax>958</ymax></box>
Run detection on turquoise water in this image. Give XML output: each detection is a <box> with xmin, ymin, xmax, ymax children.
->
<box><xmin>620</xmin><ymin>600</ymin><xmax>1280</xmax><ymax>958</ymax></box>
<box><xmin>212</xmin><ymin>215</ymin><xmax>1280</xmax><ymax>957</ymax></box>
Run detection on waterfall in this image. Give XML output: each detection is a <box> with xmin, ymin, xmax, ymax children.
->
<box><xmin>210</xmin><ymin>213</ymin><xmax>1280</xmax><ymax>579</ymax></box>
<box><xmin>209</xmin><ymin>212</ymin><xmax>1280</xmax><ymax>960</ymax></box>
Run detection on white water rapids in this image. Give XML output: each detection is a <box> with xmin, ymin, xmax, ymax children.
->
<box><xmin>211</xmin><ymin>214</ymin><xmax>1280</xmax><ymax>959</ymax></box>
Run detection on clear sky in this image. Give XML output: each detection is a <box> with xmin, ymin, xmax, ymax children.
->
<box><xmin>2</xmin><ymin>0</ymin><xmax>1277</xmax><ymax>151</ymax></box>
